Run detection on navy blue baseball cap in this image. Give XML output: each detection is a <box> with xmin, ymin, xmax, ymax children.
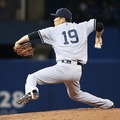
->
<box><xmin>50</xmin><ymin>8</ymin><xmax>72</xmax><ymax>20</ymax></box>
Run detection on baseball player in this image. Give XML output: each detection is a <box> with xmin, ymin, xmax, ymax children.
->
<box><xmin>14</xmin><ymin>8</ymin><xmax>114</xmax><ymax>108</ymax></box>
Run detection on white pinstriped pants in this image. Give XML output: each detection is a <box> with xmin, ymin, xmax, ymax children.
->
<box><xmin>25</xmin><ymin>61</ymin><xmax>113</xmax><ymax>108</ymax></box>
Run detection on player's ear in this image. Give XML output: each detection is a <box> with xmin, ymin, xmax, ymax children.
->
<box><xmin>61</xmin><ymin>17</ymin><xmax>66</xmax><ymax>23</ymax></box>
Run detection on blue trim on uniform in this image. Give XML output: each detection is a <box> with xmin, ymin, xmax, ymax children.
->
<box><xmin>28</xmin><ymin>31</ymin><xmax>40</xmax><ymax>40</ymax></box>
<box><xmin>96</xmin><ymin>22</ymin><xmax>104</xmax><ymax>32</ymax></box>
<box><xmin>37</xmin><ymin>31</ymin><xmax>44</xmax><ymax>43</ymax></box>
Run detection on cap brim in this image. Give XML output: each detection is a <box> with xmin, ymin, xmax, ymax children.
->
<box><xmin>50</xmin><ymin>13</ymin><xmax>57</xmax><ymax>16</ymax></box>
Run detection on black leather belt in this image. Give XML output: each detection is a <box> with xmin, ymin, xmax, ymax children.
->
<box><xmin>61</xmin><ymin>60</ymin><xmax>83</xmax><ymax>66</ymax></box>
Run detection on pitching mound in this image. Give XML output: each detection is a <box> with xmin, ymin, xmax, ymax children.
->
<box><xmin>0</xmin><ymin>108</ymin><xmax>120</xmax><ymax>120</ymax></box>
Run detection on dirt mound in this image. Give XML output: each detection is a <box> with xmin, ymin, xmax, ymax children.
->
<box><xmin>0</xmin><ymin>108</ymin><xmax>120</xmax><ymax>120</ymax></box>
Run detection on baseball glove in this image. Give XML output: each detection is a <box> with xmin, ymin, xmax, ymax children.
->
<box><xmin>13</xmin><ymin>42</ymin><xmax>34</xmax><ymax>57</ymax></box>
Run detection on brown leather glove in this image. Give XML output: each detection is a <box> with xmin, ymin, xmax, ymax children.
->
<box><xmin>13</xmin><ymin>42</ymin><xmax>34</xmax><ymax>57</ymax></box>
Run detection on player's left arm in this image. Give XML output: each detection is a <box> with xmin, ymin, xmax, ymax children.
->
<box><xmin>14</xmin><ymin>31</ymin><xmax>40</xmax><ymax>48</ymax></box>
<box><xmin>13</xmin><ymin>32</ymin><xmax>40</xmax><ymax>56</ymax></box>
<box><xmin>94</xmin><ymin>22</ymin><xmax>104</xmax><ymax>49</ymax></box>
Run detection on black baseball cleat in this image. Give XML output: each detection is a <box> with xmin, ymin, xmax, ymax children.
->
<box><xmin>18</xmin><ymin>90</ymin><xmax>39</xmax><ymax>104</ymax></box>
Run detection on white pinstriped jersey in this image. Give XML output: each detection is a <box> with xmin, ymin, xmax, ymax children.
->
<box><xmin>38</xmin><ymin>19</ymin><xmax>96</xmax><ymax>64</ymax></box>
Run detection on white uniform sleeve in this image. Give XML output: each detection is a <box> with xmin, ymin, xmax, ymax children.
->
<box><xmin>38</xmin><ymin>27</ymin><xmax>54</xmax><ymax>45</ymax></box>
<box><xmin>86</xmin><ymin>19</ymin><xmax>96</xmax><ymax>35</ymax></box>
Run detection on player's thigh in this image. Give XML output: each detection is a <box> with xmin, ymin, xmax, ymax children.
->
<box><xmin>32</xmin><ymin>65</ymin><xmax>64</xmax><ymax>84</ymax></box>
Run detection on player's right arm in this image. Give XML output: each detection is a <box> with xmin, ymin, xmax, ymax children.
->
<box><xmin>85</xmin><ymin>19</ymin><xmax>104</xmax><ymax>48</ymax></box>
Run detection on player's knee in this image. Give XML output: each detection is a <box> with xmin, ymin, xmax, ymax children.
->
<box><xmin>25</xmin><ymin>74</ymin><xmax>39</xmax><ymax>86</ymax></box>
<box><xmin>26</xmin><ymin>74</ymin><xmax>35</xmax><ymax>82</ymax></box>
<box><xmin>27</xmin><ymin>74</ymin><xmax>32</xmax><ymax>80</ymax></box>
<box><xmin>68</xmin><ymin>91</ymin><xmax>83</xmax><ymax>101</ymax></box>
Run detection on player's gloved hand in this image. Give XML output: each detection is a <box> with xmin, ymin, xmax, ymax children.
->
<box><xmin>13</xmin><ymin>42</ymin><xmax>34</xmax><ymax>57</ymax></box>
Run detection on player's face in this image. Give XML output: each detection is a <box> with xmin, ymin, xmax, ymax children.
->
<box><xmin>53</xmin><ymin>17</ymin><xmax>65</xmax><ymax>26</ymax></box>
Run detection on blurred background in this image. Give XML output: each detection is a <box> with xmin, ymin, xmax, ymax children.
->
<box><xmin>0</xmin><ymin>0</ymin><xmax>120</xmax><ymax>115</ymax></box>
